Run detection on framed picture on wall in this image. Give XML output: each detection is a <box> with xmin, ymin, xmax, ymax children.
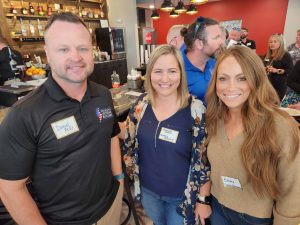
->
<box><xmin>220</xmin><ymin>19</ymin><xmax>242</xmax><ymax>32</ymax></box>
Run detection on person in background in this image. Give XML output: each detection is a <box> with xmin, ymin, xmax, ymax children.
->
<box><xmin>264</xmin><ymin>34</ymin><xmax>293</xmax><ymax>100</ymax></box>
<box><xmin>281</xmin><ymin>60</ymin><xmax>300</xmax><ymax>107</ymax></box>
<box><xmin>183</xmin><ymin>16</ymin><xmax>223</xmax><ymax>102</ymax></box>
<box><xmin>220</xmin><ymin>26</ymin><xmax>229</xmax><ymax>44</ymax></box>
<box><xmin>240</xmin><ymin>27</ymin><xmax>256</xmax><ymax>51</ymax></box>
<box><xmin>228</xmin><ymin>27</ymin><xmax>241</xmax><ymax>42</ymax></box>
<box><xmin>166</xmin><ymin>24</ymin><xmax>187</xmax><ymax>52</ymax></box>
<box><xmin>122</xmin><ymin>44</ymin><xmax>211</xmax><ymax>225</ymax></box>
<box><xmin>0</xmin><ymin>34</ymin><xmax>23</xmax><ymax>85</ymax></box>
<box><xmin>287</xmin><ymin>29</ymin><xmax>300</xmax><ymax>65</ymax></box>
<box><xmin>0</xmin><ymin>12</ymin><xmax>123</xmax><ymax>225</ymax></box>
<box><xmin>206</xmin><ymin>46</ymin><xmax>300</xmax><ymax>225</ymax></box>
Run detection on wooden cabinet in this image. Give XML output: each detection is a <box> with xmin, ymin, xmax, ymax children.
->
<box><xmin>0</xmin><ymin>0</ymin><xmax>108</xmax><ymax>61</ymax></box>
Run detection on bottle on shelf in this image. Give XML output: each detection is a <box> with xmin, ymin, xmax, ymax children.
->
<box><xmin>88</xmin><ymin>9</ymin><xmax>94</xmax><ymax>18</ymax></box>
<box><xmin>78</xmin><ymin>6</ymin><xmax>82</xmax><ymax>17</ymax></box>
<box><xmin>37</xmin><ymin>3</ymin><xmax>44</xmax><ymax>16</ymax></box>
<box><xmin>111</xmin><ymin>70</ymin><xmax>120</xmax><ymax>89</ymax></box>
<box><xmin>21</xmin><ymin>0</ymin><xmax>28</xmax><ymax>15</ymax></box>
<box><xmin>29</xmin><ymin>2</ymin><xmax>35</xmax><ymax>15</ymax></box>
<box><xmin>20</xmin><ymin>18</ymin><xmax>27</xmax><ymax>36</ymax></box>
<box><xmin>81</xmin><ymin>7</ymin><xmax>87</xmax><ymax>18</ymax></box>
<box><xmin>37</xmin><ymin>19</ymin><xmax>44</xmax><ymax>36</ymax></box>
<box><xmin>47</xmin><ymin>4</ymin><xmax>52</xmax><ymax>16</ymax></box>
<box><xmin>94</xmin><ymin>9</ymin><xmax>99</xmax><ymax>19</ymax></box>
<box><xmin>10</xmin><ymin>2</ymin><xmax>18</xmax><ymax>14</ymax></box>
<box><xmin>29</xmin><ymin>20</ymin><xmax>35</xmax><ymax>36</ymax></box>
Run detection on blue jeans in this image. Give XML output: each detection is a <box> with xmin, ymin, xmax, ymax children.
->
<box><xmin>211</xmin><ymin>196</ymin><xmax>273</xmax><ymax>225</ymax></box>
<box><xmin>141</xmin><ymin>186</ymin><xmax>183</xmax><ymax>225</ymax></box>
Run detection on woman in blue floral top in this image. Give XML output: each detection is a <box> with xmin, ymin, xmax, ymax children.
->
<box><xmin>122</xmin><ymin>44</ymin><xmax>211</xmax><ymax>225</ymax></box>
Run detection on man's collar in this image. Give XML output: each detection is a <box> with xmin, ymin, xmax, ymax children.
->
<box><xmin>44</xmin><ymin>73</ymin><xmax>99</xmax><ymax>102</ymax></box>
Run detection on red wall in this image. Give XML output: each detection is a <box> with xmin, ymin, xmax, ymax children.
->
<box><xmin>153</xmin><ymin>0</ymin><xmax>289</xmax><ymax>56</ymax></box>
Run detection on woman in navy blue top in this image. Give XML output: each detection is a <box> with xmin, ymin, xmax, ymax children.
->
<box><xmin>122</xmin><ymin>45</ymin><xmax>211</xmax><ymax>225</ymax></box>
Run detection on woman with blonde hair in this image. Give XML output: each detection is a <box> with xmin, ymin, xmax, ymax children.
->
<box><xmin>122</xmin><ymin>44</ymin><xmax>211</xmax><ymax>225</ymax></box>
<box><xmin>206</xmin><ymin>45</ymin><xmax>300</xmax><ymax>225</ymax></box>
<box><xmin>264</xmin><ymin>34</ymin><xmax>293</xmax><ymax>100</ymax></box>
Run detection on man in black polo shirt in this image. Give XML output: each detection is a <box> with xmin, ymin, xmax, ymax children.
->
<box><xmin>0</xmin><ymin>12</ymin><xmax>123</xmax><ymax>225</ymax></box>
<box><xmin>240</xmin><ymin>27</ymin><xmax>256</xmax><ymax>51</ymax></box>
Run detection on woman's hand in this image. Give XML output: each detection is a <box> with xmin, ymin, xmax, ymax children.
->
<box><xmin>195</xmin><ymin>203</ymin><xmax>212</xmax><ymax>225</ymax></box>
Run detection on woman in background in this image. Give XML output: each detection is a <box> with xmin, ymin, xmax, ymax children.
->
<box><xmin>122</xmin><ymin>44</ymin><xmax>211</xmax><ymax>225</ymax></box>
<box><xmin>264</xmin><ymin>34</ymin><xmax>293</xmax><ymax>100</ymax></box>
<box><xmin>206</xmin><ymin>46</ymin><xmax>300</xmax><ymax>225</ymax></box>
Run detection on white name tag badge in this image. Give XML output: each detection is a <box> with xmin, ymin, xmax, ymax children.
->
<box><xmin>158</xmin><ymin>127</ymin><xmax>179</xmax><ymax>144</ymax></box>
<box><xmin>51</xmin><ymin>116</ymin><xmax>79</xmax><ymax>139</ymax></box>
<box><xmin>221</xmin><ymin>176</ymin><xmax>242</xmax><ymax>189</ymax></box>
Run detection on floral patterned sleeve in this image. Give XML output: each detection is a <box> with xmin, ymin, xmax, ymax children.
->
<box><xmin>122</xmin><ymin>94</ymin><xmax>147</xmax><ymax>180</ymax></box>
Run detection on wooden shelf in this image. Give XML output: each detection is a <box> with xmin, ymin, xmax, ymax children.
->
<box><xmin>12</xmin><ymin>36</ymin><xmax>45</xmax><ymax>42</ymax></box>
<box><xmin>6</xmin><ymin>13</ymin><xmax>49</xmax><ymax>20</ymax></box>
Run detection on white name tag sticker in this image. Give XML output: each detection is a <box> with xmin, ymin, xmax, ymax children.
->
<box><xmin>158</xmin><ymin>127</ymin><xmax>179</xmax><ymax>144</ymax></box>
<box><xmin>51</xmin><ymin>116</ymin><xmax>79</xmax><ymax>139</ymax></box>
<box><xmin>221</xmin><ymin>176</ymin><xmax>242</xmax><ymax>189</ymax></box>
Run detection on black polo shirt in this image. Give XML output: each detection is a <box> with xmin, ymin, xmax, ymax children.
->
<box><xmin>0</xmin><ymin>74</ymin><xmax>120</xmax><ymax>225</ymax></box>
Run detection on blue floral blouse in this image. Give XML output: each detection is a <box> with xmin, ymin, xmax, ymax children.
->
<box><xmin>122</xmin><ymin>94</ymin><xmax>211</xmax><ymax>225</ymax></box>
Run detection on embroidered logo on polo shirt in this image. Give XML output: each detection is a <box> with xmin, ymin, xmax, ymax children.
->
<box><xmin>96</xmin><ymin>107</ymin><xmax>113</xmax><ymax>122</ymax></box>
<box><xmin>51</xmin><ymin>116</ymin><xmax>79</xmax><ymax>139</ymax></box>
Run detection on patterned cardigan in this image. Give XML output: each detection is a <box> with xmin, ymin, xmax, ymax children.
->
<box><xmin>122</xmin><ymin>94</ymin><xmax>211</xmax><ymax>225</ymax></box>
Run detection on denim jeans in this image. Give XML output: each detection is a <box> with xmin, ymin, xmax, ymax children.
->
<box><xmin>211</xmin><ymin>196</ymin><xmax>273</xmax><ymax>225</ymax></box>
<box><xmin>141</xmin><ymin>186</ymin><xmax>184</xmax><ymax>225</ymax></box>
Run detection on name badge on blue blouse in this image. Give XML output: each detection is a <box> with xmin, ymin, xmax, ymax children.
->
<box><xmin>158</xmin><ymin>127</ymin><xmax>179</xmax><ymax>144</ymax></box>
<box><xmin>51</xmin><ymin>116</ymin><xmax>79</xmax><ymax>139</ymax></box>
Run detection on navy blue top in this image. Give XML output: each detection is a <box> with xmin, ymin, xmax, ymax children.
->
<box><xmin>182</xmin><ymin>50</ymin><xmax>216</xmax><ymax>102</ymax></box>
<box><xmin>137</xmin><ymin>103</ymin><xmax>193</xmax><ymax>197</ymax></box>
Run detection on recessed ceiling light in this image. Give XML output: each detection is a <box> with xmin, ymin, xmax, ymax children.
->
<box><xmin>149</xmin><ymin>4</ymin><xmax>154</xmax><ymax>9</ymax></box>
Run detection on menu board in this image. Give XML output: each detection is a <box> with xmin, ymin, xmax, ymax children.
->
<box><xmin>111</xmin><ymin>28</ymin><xmax>125</xmax><ymax>53</ymax></box>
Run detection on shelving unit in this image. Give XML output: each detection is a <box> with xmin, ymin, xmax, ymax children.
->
<box><xmin>0</xmin><ymin>0</ymin><xmax>108</xmax><ymax>61</ymax></box>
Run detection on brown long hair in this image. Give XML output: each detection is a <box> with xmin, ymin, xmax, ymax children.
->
<box><xmin>206</xmin><ymin>46</ymin><xmax>299</xmax><ymax>199</ymax></box>
<box><xmin>264</xmin><ymin>34</ymin><xmax>286</xmax><ymax>61</ymax></box>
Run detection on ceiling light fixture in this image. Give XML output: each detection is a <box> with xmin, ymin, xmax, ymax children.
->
<box><xmin>190</xmin><ymin>0</ymin><xmax>208</xmax><ymax>5</ymax></box>
<box><xmin>186</xmin><ymin>4</ymin><xmax>198</xmax><ymax>15</ymax></box>
<box><xmin>174</xmin><ymin>0</ymin><xmax>186</xmax><ymax>14</ymax></box>
<box><xmin>151</xmin><ymin>11</ymin><xmax>160</xmax><ymax>19</ymax></box>
<box><xmin>151</xmin><ymin>0</ymin><xmax>160</xmax><ymax>20</ymax></box>
<box><xmin>169</xmin><ymin>9</ymin><xmax>179</xmax><ymax>18</ymax></box>
<box><xmin>161</xmin><ymin>0</ymin><xmax>174</xmax><ymax>12</ymax></box>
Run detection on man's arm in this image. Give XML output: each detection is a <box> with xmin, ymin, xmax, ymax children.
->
<box><xmin>0</xmin><ymin>178</ymin><xmax>47</xmax><ymax>225</ymax></box>
<box><xmin>111</xmin><ymin>136</ymin><xmax>124</xmax><ymax>184</ymax></box>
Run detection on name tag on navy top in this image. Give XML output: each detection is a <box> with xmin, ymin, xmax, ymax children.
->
<box><xmin>158</xmin><ymin>127</ymin><xmax>179</xmax><ymax>144</ymax></box>
<box><xmin>51</xmin><ymin>116</ymin><xmax>79</xmax><ymax>139</ymax></box>
<box><xmin>221</xmin><ymin>176</ymin><xmax>242</xmax><ymax>189</ymax></box>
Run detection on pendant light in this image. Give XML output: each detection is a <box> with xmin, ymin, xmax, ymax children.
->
<box><xmin>190</xmin><ymin>0</ymin><xmax>208</xmax><ymax>5</ymax></box>
<box><xmin>169</xmin><ymin>9</ymin><xmax>179</xmax><ymax>18</ymax></box>
<box><xmin>174</xmin><ymin>0</ymin><xmax>186</xmax><ymax>14</ymax></box>
<box><xmin>161</xmin><ymin>0</ymin><xmax>174</xmax><ymax>12</ymax></box>
<box><xmin>151</xmin><ymin>11</ymin><xmax>160</xmax><ymax>19</ymax></box>
<box><xmin>151</xmin><ymin>0</ymin><xmax>160</xmax><ymax>19</ymax></box>
<box><xmin>186</xmin><ymin>4</ymin><xmax>198</xmax><ymax>15</ymax></box>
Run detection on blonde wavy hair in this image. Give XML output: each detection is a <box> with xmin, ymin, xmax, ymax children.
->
<box><xmin>264</xmin><ymin>34</ymin><xmax>286</xmax><ymax>61</ymax></box>
<box><xmin>144</xmin><ymin>44</ymin><xmax>189</xmax><ymax>109</ymax></box>
<box><xmin>206</xmin><ymin>46</ymin><xmax>299</xmax><ymax>199</ymax></box>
